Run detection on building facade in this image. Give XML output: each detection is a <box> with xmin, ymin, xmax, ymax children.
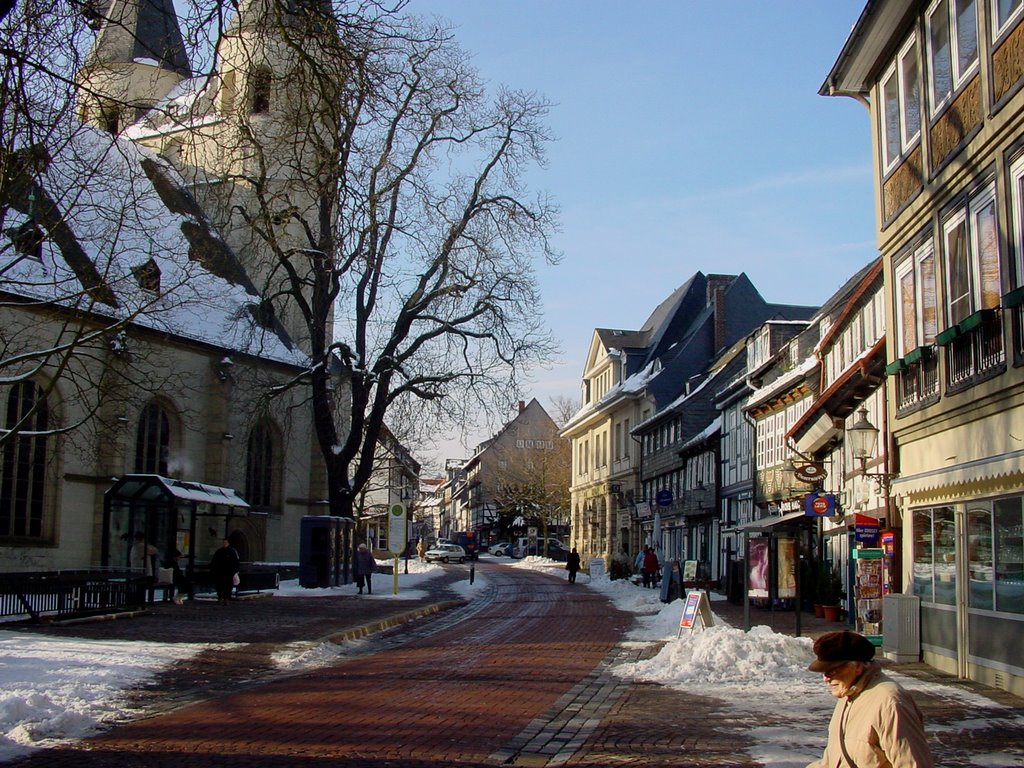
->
<box><xmin>825</xmin><ymin>0</ymin><xmax>1024</xmax><ymax>695</ymax></box>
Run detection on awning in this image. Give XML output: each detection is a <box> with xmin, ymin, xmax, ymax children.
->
<box><xmin>724</xmin><ymin>510</ymin><xmax>809</xmax><ymax>533</ymax></box>
<box><xmin>105</xmin><ymin>474</ymin><xmax>250</xmax><ymax>510</ymax></box>
<box><xmin>890</xmin><ymin>450</ymin><xmax>1024</xmax><ymax>498</ymax></box>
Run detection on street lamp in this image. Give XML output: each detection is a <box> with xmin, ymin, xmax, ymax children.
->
<box><xmin>846</xmin><ymin>407</ymin><xmax>897</xmax><ymax>492</ymax></box>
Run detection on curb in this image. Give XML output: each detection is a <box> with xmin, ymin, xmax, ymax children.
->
<box><xmin>323</xmin><ymin>599</ymin><xmax>466</xmax><ymax>643</ymax></box>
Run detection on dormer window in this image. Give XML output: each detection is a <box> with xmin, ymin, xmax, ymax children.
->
<box><xmin>250</xmin><ymin>68</ymin><xmax>271</xmax><ymax>114</ymax></box>
<box><xmin>7</xmin><ymin>220</ymin><xmax>44</xmax><ymax>261</ymax></box>
<box><xmin>131</xmin><ymin>258</ymin><xmax>161</xmax><ymax>293</ymax></box>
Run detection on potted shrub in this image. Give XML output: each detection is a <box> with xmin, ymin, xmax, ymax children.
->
<box><xmin>820</xmin><ymin>569</ymin><xmax>845</xmax><ymax>622</ymax></box>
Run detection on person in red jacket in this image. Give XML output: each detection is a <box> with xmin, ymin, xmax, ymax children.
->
<box><xmin>641</xmin><ymin>546</ymin><xmax>659</xmax><ymax>588</ymax></box>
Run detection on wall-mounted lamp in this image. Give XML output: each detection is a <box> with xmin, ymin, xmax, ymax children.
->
<box><xmin>222</xmin><ymin>432</ymin><xmax>234</xmax><ymax>441</ymax></box>
<box><xmin>847</xmin><ymin>407</ymin><xmax>897</xmax><ymax>493</ymax></box>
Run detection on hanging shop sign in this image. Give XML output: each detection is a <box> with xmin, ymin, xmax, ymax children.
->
<box><xmin>804</xmin><ymin>493</ymin><xmax>837</xmax><ymax>517</ymax></box>
<box><xmin>794</xmin><ymin>462</ymin><xmax>827</xmax><ymax>483</ymax></box>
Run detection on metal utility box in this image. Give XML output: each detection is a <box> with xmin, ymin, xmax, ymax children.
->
<box><xmin>882</xmin><ymin>593</ymin><xmax>921</xmax><ymax>663</ymax></box>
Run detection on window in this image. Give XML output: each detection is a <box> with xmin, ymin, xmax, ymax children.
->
<box><xmin>992</xmin><ymin>0</ymin><xmax>1024</xmax><ymax>37</ymax></box>
<box><xmin>943</xmin><ymin>184</ymin><xmax>1002</xmax><ymax>327</ymax></box>
<box><xmin>913</xmin><ymin>506</ymin><xmax>957</xmax><ymax>604</ymax></box>
<box><xmin>0</xmin><ymin>382</ymin><xmax>50</xmax><ymax>540</ymax></box>
<box><xmin>135</xmin><ymin>401</ymin><xmax>170</xmax><ymax>475</ymax></box>
<box><xmin>881</xmin><ymin>34</ymin><xmax>921</xmax><ymax>172</ymax></box>
<box><xmin>994</xmin><ymin>496</ymin><xmax>1024</xmax><ymax>613</ymax></box>
<box><xmin>245</xmin><ymin>422</ymin><xmax>277</xmax><ymax>512</ymax></box>
<box><xmin>896</xmin><ymin>242</ymin><xmax>939</xmax><ymax>355</ymax></box>
<box><xmin>927</xmin><ymin>0</ymin><xmax>979</xmax><ymax>116</ymax></box>
<box><xmin>251</xmin><ymin>68</ymin><xmax>271</xmax><ymax>114</ymax></box>
<box><xmin>1008</xmin><ymin>154</ymin><xmax>1024</xmax><ymax>288</ymax></box>
<box><xmin>131</xmin><ymin>258</ymin><xmax>161</xmax><ymax>294</ymax></box>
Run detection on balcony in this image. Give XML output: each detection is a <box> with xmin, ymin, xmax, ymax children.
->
<box><xmin>890</xmin><ymin>347</ymin><xmax>940</xmax><ymax>413</ymax></box>
<box><xmin>939</xmin><ymin>308</ymin><xmax>1005</xmax><ymax>394</ymax></box>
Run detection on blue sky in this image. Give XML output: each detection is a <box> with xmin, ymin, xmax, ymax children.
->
<box><xmin>418</xmin><ymin>1</ymin><xmax>874</xmax><ymax>455</ymax></box>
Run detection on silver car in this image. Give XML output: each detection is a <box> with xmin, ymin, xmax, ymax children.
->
<box><xmin>423</xmin><ymin>543</ymin><xmax>466</xmax><ymax>564</ymax></box>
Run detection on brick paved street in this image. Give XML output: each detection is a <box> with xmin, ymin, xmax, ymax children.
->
<box><xmin>4</xmin><ymin>561</ymin><xmax>1024</xmax><ymax>767</ymax></box>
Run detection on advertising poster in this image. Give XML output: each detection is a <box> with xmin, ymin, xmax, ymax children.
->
<box><xmin>777</xmin><ymin>537</ymin><xmax>797</xmax><ymax>599</ymax></box>
<box><xmin>748</xmin><ymin>537</ymin><xmax>770</xmax><ymax>598</ymax></box>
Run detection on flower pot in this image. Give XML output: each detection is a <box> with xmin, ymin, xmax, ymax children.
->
<box><xmin>822</xmin><ymin>604</ymin><xmax>842</xmax><ymax>622</ymax></box>
<box><xmin>813</xmin><ymin>603</ymin><xmax>825</xmax><ymax>618</ymax></box>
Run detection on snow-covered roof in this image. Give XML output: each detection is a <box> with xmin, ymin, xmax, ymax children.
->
<box><xmin>2</xmin><ymin>117</ymin><xmax>305</xmax><ymax>367</ymax></box>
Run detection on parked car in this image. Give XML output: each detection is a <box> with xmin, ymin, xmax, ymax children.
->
<box><xmin>423</xmin><ymin>543</ymin><xmax>466</xmax><ymax>564</ymax></box>
<box><xmin>512</xmin><ymin>537</ymin><xmax>566</xmax><ymax>559</ymax></box>
<box><xmin>490</xmin><ymin>541</ymin><xmax>511</xmax><ymax>557</ymax></box>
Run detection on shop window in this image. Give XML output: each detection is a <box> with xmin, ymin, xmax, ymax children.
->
<box><xmin>0</xmin><ymin>381</ymin><xmax>50</xmax><ymax>540</ymax></box>
<box><xmin>995</xmin><ymin>496</ymin><xmax>1024</xmax><ymax>613</ymax></box>
<box><xmin>967</xmin><ymin>505</ymin><xmax>994</xmax><ymax>609</ymax></box>
<box><xmin>912</xmin><ymin>506</ymin><xmax>956</xmax><ymax>605</ymax></box>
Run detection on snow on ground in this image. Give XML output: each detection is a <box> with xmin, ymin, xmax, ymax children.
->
<box><xmin>1</xmin><ymin>555</ymin><xmax>1019</xmax><ymax>766</ymax></box>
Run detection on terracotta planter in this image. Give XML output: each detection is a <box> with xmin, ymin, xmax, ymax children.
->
<box><xmin>822</xmin><ymin>604</ymin><xmax>842</xmax><ymax>622</ymax></box>
<box><xmin>813</xmin><ymin>603</ymin><xmax>825</xmax><ymax>618</ymax></box>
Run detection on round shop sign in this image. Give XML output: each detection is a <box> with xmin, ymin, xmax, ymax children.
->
<box><xmin>656</xmin><ymin>489</ymin><xmax>673</xmax><ymax>507</ymax></box>
<box><xmin>794</xmin><ymin>463</ymin><xmax>826</xmax><ymax>483</ymax></box>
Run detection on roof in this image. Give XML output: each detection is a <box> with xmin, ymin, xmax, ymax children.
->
<box><xmin>1</xmin><ymin>115</ymin><xmax>304</xmax><ymax>367</ymax></box>
<box><xmin>86</xmin><ymin>0</ymin><xmax>192</xmax><ymax>78</ymax></box>
<box><xmin>105</xmin><ymin>474</ymin><xmax>250</xmax><ymax>509</ymax></box>
<box><xmin>820</xmin><ymin>0</ymin><xmax>917</xmax><ymax>97</ymax></box>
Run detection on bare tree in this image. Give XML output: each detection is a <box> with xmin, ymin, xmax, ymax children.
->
<box><xmin>548</xmin><ymin>395</ymin><xmax>579</xmax><ymax>429</ymax></box>
<box><xmin>199</xmin><ymin>3</ymin><xmax>560</xmax><ymax>518</ymax></box>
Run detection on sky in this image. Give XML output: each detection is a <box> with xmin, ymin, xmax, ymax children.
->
<box><xmin>412</xmin><ymin>1</ymin><xmax>878</xmax><ymax>460</ymax></box>
<box><xmin>2</xmin><ymin>556</ymin><xmax>1021</xmax><ymax>766</ymax></box>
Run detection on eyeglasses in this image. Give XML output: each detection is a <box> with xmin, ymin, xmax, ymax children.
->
<box><xmin>822</xmin><ymin>663</ymin><xmax>851</xmax><ymax>679</ymax></box>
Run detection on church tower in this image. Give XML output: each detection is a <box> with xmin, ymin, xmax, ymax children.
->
<box><xmin>78</xmin><ymin>0</ymin><xmax>344</xmax><ymax>356</ymax></box>
<box><xmin>76</xmin><ymin>0</ymin><xmax>191</xmax><ymax>134</ymax></box>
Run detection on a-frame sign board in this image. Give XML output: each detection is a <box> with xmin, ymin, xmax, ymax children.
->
<box><xmin>677</xmin><ymin>590</ymin><xmax>714</xmax><ymax>637</ymax></box>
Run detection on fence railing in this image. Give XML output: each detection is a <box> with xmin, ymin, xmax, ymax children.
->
<box><xmin>0</xmin><ymin>570</ymin><xmax>148</xmax><ymax>622</ymax></box>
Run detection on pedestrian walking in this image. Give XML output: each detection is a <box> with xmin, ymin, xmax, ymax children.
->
<box><xmin>209</xmin><ymin>538</ymin><xmax>240</xmax><ymax>605</ymax></box>
<box><xmin>354</xmin><ymin>543</ymin><xmax>376</xmax><ymax>594</ymax></box>
<box><xmin>806</xmin><ymin>630</ymin><xmax>934</xmax><ymax>768</ymax></box>
<box><xmin>165</xmin><ymin>548</ymin><xmax>192</xmax><ymax>604</ymax></box>
<box><xmin>416</xmin><ymin>538</ymin><xmax>427</xmax><ymax>560</ymax></box>
<box><xmin>565</xmin><ymin>547</ymin><xmax>582</xmax><ymax>584</ymax></box>
<box><xmin>641</xmin><ymin>546</ymin><xmax>659</xmax><ymax>588</ymax></box>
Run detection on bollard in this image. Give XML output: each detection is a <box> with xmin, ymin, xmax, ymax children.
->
<box><xmin>469</xmin><ymin>561</ymin><xmax>475</xmax><ymax>584</ymax></box>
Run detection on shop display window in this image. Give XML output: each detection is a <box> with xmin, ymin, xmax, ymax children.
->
<box><xmin>995</xmin><ymin>497</ymin><xmax>1024</xmax><ymax>614</ymax></box>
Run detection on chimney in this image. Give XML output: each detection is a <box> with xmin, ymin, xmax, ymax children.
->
<box><xmin>518</xmin><ymin>400</ymin><xmax>526</xmax><ymax>413</ymax></box>
<box><xmin>707</xmin><ymin>275</ymin><xmax>732</xmax><ymax>353</ymax></box>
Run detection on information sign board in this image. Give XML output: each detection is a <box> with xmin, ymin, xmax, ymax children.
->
<box><xmin>387</xmin><ymin>503</ymin><xmax>407</xmax><ymax>555</ymax></box>
<box><xmin>588</xmin><ymin>557</ymin><xmax>606</xmax><ymax>580</ymax></box>
<box><xmin>677</xmin><ymin>590</ymin><xmax>714</xmax><ymax>636</ymax></box>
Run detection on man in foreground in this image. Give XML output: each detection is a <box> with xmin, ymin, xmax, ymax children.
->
<box><xmin>807</xmin><ymin>630</ymin><xmax>934</xmax><ymax>768</ymax></box>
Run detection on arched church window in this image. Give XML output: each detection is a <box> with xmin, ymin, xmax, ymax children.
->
<box><xmin>250</xmin><ymin>68</ymin><xmax>272</xmax><ymax>114</ymax></box>
<box><xmin>245</xmin><ymin>421</ymin><xmax>279</xmax><ymax>513</ymax></box>
<box><xmin>135</xmin><ymin>400</ymin><xmax>170</xmax><ymax>475</ymax></box>
<box><xmin>0</xmin><ymin>381</ymin><xmax>50</xmax><ymax>540</ymax></box>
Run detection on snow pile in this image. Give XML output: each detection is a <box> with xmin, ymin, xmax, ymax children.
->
<box><xmin>618</xmin><ymin>623</ymin><xmax>814</xmax><ymax>688</ymax></box>
<box><xmin>0</xmin><ymin>634</ymin><xmax>204</xmax><ymax>761</ymax></box>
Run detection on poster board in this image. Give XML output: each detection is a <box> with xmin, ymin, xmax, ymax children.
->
<box><xmin>588</xmin><ymin>557</ymin><xmax>606</xmax><ymax>580</ymax></box>
<box><xmin>677</xmin><ymin>590</ymin><xmax>715</xmax><ymax>636</ymax></box>
<box><xmin>747</xmin><ymin>537</ymin><xmax>770</xmax><ymax>598</ymax></box>
<box><xmin>682</xmin><ymin>560</ymin><xmax>698</xmax><ymax>581</ymax></box>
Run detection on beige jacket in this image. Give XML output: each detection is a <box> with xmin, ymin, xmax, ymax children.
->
<box><xmin>807</xmin><ymin>663</ymin><xmax>934</xmax><ymax>768</ymax></box>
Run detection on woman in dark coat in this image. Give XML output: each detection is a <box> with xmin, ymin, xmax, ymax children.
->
<box><xmin>210</xmin><ymin>538</ymin><xmax>240</xmax><ymax>605</ymax></box>
<box><xmin>565</xmin><ymin>547</ymin><xmax>582</xmax><ymax>584</ymax></box>
<box><xmin>354</xmin><ymin>543</ymin><xmax>376</xmax><ymax>595</ymax></box>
